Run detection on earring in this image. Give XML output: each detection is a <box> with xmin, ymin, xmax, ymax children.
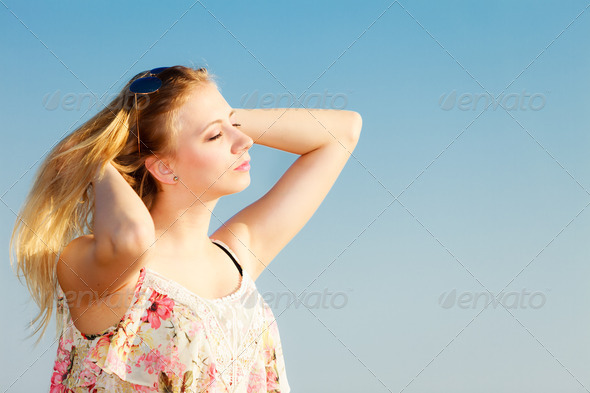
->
<box><xmin>173</xmin><ymin>175</ymin><xmax>178</xmax><ymax>182</ymax></box>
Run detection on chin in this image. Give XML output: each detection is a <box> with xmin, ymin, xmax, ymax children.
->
<box><xmin>235</xmin><ymin>176</ymin><xmax>251</xmax><ymax>191</ymax></box>
<box><xmin>218</xmin><ymin>176</ymin><xmax>251</xmax><ymax>197</ymax></box>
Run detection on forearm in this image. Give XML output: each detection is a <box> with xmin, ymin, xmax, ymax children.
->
<box><xmin>91</xmin><ymin>162</ymin><xmax>155</xmax><ymax>245</ymax></box>
<box><xmin>234</xmin><ymin>108</ymin><xmax>362</xmax><ymax>155</ymax></box>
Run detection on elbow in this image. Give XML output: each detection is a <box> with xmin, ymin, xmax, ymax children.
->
<box><xmin>112</xmin><ymin>223</ymin><xmax>155</xmax><ymax>257</ymax></box>
<box><xmin>344</xmin><ymin>111</ymin><xmax>362</xmax><ymax>149</ymax></box>
<box><xmin>348</xmin><ymin>111</ymin><xmax>362</xmax><ymax>140</ymax></box>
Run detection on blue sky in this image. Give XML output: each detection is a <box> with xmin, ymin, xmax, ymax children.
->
<box><xmin>1</xmin><ymin>1</ymin><xmax>590</xmax><ymax>392</ymax></box>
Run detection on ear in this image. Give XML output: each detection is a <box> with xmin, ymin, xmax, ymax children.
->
<box><xmin>145</xmin><ymin>155</ymin><xmax>177</xmax><ymax>185</ymax></box>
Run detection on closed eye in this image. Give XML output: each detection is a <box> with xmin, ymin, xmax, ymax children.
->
<box><xmin>208</xmin><ymin>124</ymin><xmax>241</xmax><ymax>141</ymax></box>
<box><xmin>209</xmin><ymin>132</ymin><xmax>222</xmax><ymax>141</ymax></box>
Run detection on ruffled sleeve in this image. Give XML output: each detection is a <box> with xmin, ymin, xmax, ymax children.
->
<box><xmin>90</xmin><ymin>287</ymin><xmax>195</xmax><ymax>390</ymax></box>
<box><xmin>54</xmin><ymin>270</ymin><xmax>200</xmax><ymax>391</ymax></box>
<box><xmin>86</xmin><ymin>287</ymin><xmax>157</xmax><ymax>387</ymax></box>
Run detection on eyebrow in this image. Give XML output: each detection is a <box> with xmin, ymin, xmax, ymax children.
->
<box><xmin>201</xmin><ymin>109</ymin><xmax>237</xmax><ymax>134</ymax></box>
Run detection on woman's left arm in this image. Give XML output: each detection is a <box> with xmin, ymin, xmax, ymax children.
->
<box><xmin>233</xmin><ymin>108</ymin><xmax>361</xmax><ymax>155</ymax></box>
<box><xmin>212</xmin><ymin>108</ymin><xmax>362</xmax><ymax>281</ymax></box>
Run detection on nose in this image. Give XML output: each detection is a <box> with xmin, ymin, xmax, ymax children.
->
<box><xmin>232</xmin><ymin>129</ymin><xmax>253</xmax><ymax>154</ymax></box>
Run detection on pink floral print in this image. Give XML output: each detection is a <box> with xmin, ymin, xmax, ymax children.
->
<box><xmin>50</xmin><ymin>255</ymin><xmax>290</xmax><ymax>392</ymax></box>
<box><xmin>141</xmin><ymin>291</ymin><xmax>175</xmax><ymax>329</ymax></box>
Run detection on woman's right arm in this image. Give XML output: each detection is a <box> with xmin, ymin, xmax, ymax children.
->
<box><xmin>57</xmin><ymin>161</ymin><xmax>155</xmax><ymax>299</ymax></box>
<box><xmin>92</xmin><ymin>161</ymin><xmax>156</xmax><ymax>258</ymax></box>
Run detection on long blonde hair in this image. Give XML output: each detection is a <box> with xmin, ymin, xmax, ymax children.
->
<box><xmin>9</xmin><ymin>65</ymin><xmax>217</xmax><ymax>347</ymax></box>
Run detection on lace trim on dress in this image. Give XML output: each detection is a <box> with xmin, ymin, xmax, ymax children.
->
<box><xmin>144</xmin><ymin>266</ymin><xmax>247</xmax><ymax>303</ymax></box>
<box><xmin>142</xmin><ymin>267</ymin><xmax>266</xmax><ymax>390</ymax></box>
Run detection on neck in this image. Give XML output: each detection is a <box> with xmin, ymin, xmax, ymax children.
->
<box><xmin>148</xmin><ymin>191</ymin><xmax>219</xmax><ymax>256</ymax></box>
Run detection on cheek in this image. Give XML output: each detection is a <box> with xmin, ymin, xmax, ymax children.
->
<box><xmin>180</xmin><ymin>148</ymin><xmax>224</xmax><ymax>179</ymax></box>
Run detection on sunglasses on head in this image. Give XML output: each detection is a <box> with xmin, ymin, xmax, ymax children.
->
<box><xmin>129</xmin><ymin>66</ymin><xmax>208</xmax><ymax>156</ymax></box>
<box><xmin>129</xmin><ymin>66</ymin><xmax>170</xmax><ymax>156</ymax></box>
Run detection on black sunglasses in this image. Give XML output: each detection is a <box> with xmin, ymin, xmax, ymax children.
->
<box><xmin>129</xmin><ymin>66</ymin><xmax>170</xmax><ymax>156</ymax></box>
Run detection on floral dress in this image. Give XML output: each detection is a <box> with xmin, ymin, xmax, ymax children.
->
<box><xmin>50</xmin><ymin>238</ymin><xmax>290</xmax><ymax>393</ymax></box>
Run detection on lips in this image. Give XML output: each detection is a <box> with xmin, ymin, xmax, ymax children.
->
<box><xmin>234</xmin><ymin>160</ymin><xmax>250</xmax><ymax>170</ymax></box>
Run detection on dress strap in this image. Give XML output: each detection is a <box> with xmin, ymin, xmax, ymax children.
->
<box><xmin>212</xmin><ymin>240</ymin><xmax>243</xmax><ymax>276</ymax></box>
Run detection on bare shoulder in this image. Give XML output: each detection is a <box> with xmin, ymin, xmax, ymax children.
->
<box><xmin>56</xmin><ymin>234</ymin><xmax>94</xmax><ymax>293</ymax></box>
<box><xmin>210</xmin><ymin>223</ymin><xmax>260</xmax><ymax>281</ymax></box>
<box><xmin>56</xmin><ymin>234</ymin><xmax>143</xmax><ymax>335</ymax></box>
<box><xmin>57</xmin><ymin>233</ymin><xmax>145</xmax><ymax>298</ymax></box>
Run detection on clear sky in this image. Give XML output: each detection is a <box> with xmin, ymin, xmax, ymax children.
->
<box><xmin>1</xmin><ymin>1</ymin><xmax>590</xmax><ymax>392</ymax></box>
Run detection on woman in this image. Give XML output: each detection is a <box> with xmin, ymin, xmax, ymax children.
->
<box><xmin>10</xmin><ymin>65</ymin><xmax>362</xmax><ymax>392</ymax></box>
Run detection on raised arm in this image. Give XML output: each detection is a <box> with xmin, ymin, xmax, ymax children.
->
<box><xmin>210</xmin><ymin>108</ymin><xmax>362</xmax><ymax>281</ymax></box>
<box><xmin>233</xmin><ymin>108</ymin><xmax>361</xmax><ymax>154</ymax></box>
<box><xmin>92</xmin><ymin>162</ymin><xmax>156</xmax><ymax>253</ymax></box>
<box><xmin>57</xmin><ymin>161</ymin><xmax>156</xmax><ymax>298</ymax></box>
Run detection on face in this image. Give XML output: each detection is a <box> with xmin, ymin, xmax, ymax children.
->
<box><xmin>153</xmin><ymin>82</ymin><xmax>253</xmax><ymax>200</ymax></box>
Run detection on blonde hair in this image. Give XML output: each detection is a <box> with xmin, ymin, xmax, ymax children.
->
<box><xmin>9</xmin><ymin>65</ymin><xmax>218</xmax><ymax>347</ymax></box>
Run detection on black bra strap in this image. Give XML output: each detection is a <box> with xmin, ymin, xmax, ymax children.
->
<box><xmin>213</xmin><ymin>241</ymin><xmax>243</xmax><ymax>276</ymax></box>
